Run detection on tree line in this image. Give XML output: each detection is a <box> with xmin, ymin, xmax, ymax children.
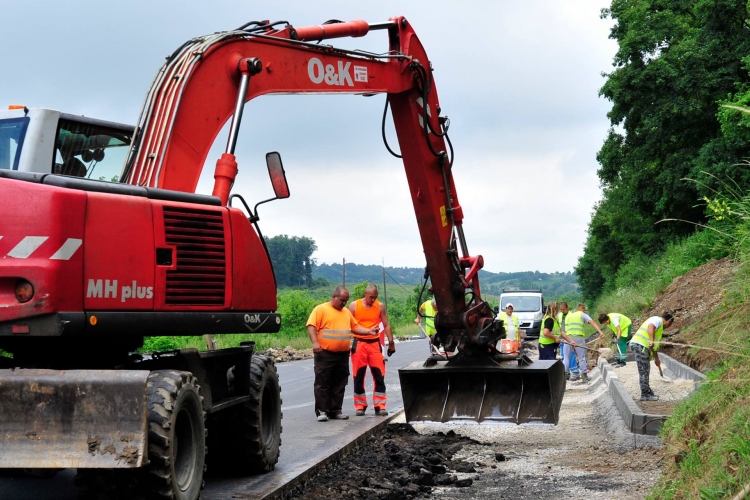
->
<box><xmin>264</xmin><ymin>235</ymin><xmax>319</xmax><ymax>288</ymax></box>
<box><xmin>265</xmin><ymin>235</ymin><xmax>580</xmax><ymax>303</ymax></box>
<box><xmin>577</xmin><ymin>0</ymin><xmax>750</xmax><ymax>302</ymax></box>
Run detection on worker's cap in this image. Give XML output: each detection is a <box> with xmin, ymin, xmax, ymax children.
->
<box><xmin>505</xmin><ymin>303</ymin><xmax>514</xmax><ymax>309</ymax></box>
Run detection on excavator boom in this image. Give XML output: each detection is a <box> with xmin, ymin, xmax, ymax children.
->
<box><xmin>122</xmin><ymin>16</ymin><xmax>565</xmax><ymax>425</ymax></box>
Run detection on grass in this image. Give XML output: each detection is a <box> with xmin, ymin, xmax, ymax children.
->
<box><xmin>137</xmin><ymin>282</ymin><xmax>425</xmax><ymax>355</ymax></box>
<box><xmin>394</xmin><ymin>322</ymin><xmax>421</xmax><ymax>338</ymax></box>
<box><xmin>588</xmin><ymin>190</ymin><xmax>750</xmax><ymax>499</ymax></box>
<box><xmin>592</xmin><ymin>227</ymin><xmax>732</xmax><ymax>323</ymax></box>
<box><xmin>646</xmin><ymin>253</ymin><xmax>750</xmax><ymax>499</ymax></box>
<box><xmin>141</xmin><ymin>320</ymin><xmax>426</xmax><ymax>355</ymax></box>
<box><xmin>141</xmin><ymin>331</ymin><xmax>312</xmax><ymax>354</ymax></box>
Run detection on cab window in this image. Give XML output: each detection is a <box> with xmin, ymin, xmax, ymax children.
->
<box><xmin>54</xmin><ymin>118</ymin><xmax>132</xmax><ymax>181</ymax></box>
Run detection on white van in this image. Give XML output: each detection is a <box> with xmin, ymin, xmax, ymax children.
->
<box><xmin>498</xmin><ymin>289</ymin><xmax>544</xmax><ymax>339</ymax></box>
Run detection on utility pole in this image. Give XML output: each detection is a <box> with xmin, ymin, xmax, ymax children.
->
<box><xmin>342</xmin><ymin>258</ymin><xmax>346</xmax><ymax>287</ymax></box>
<box><xmin>382</xmin><ymin>258</ymin><xmax>387</xmax><ymax>313</ymax></box>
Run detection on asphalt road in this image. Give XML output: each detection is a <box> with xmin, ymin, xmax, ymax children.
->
<box><xmin>0</xmin><ymin>338</ymin><xmax>432</xmax><ymax>500</ymax></box>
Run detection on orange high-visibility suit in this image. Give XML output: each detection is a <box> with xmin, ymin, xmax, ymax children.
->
<box><xmin>351</xmin><ymin>299</ymin><xmax>387</xmax><ymax>411</ymax></box>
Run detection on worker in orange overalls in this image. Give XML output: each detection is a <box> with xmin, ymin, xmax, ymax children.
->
<box><xmin>348</xmin><ymin>284</ymin><xmax>395</xmax><ymax>416</ymax></box>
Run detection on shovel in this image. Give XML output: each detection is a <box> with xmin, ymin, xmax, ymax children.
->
<box><xmin>418</xmin><ymin>323</ymin><xmax>440</xmax><ymax>356</ymax></box>
<box><xmin>560</xmin><ymin>340</ymin><xmax>600</xmax><ymax>353</ymax></box>
<box><xmin>644</xmin><ymin>344</ymin><xmax>665</xmax><ymax>378</ymax></box>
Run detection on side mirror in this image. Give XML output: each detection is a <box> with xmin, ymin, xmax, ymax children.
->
<box><xmin>266</xmin><ymin>152</ymin><xmax>290</xmax><ymax>199</ymax></box>
<box><xmin>493</xmin><ymin>306</ymin><xmax>499</xmax><ymax>314</ymax></box>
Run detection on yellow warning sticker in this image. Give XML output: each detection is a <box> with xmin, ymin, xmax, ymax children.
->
<box><xmin>440</xmin><ymin>206</ymin><xmax>448</xmax><ymax>227</ymax></box>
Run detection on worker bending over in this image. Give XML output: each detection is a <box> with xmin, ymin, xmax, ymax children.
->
<box><xmin>629</xmin><ymin>312</ymin><xmax>674</xmax><ymax>401</ymax></box>
<box><xmin>598</xmin><ymin>312</ymin><xmax>632</xmax><ymax>367</ymax></box>
<box><xmin>558</xmin><ymin>302</ymin><xmax>579</xmax><ymax>378</ymax></box>
<box><xmin>349</xmin><ymin>284</ymin><xmax>395</xmax><ymax>416</ymax></box>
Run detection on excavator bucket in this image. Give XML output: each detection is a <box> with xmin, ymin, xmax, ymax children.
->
<box><xmin>398</xmin><ymin>359</ymin><xmax>565</xmax><ymax>424</ymax></box>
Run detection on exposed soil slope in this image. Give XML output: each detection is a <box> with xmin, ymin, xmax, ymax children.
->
<box><xmin>636</xmin><ymin>258</ymin><xmax>737</xmax><ymax>371</ymax></box>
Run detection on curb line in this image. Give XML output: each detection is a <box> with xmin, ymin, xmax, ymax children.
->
<box><xmin>597</xmin><ymin>355</ymin><xmax>705</xmax><ymax>436</ymax></box>
<box><xmin>262</xmin><ymin>410</ymin><xmax>405</xmax><ymax>499</ymax></box>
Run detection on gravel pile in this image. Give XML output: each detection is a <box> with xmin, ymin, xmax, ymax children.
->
<box><xmin>608</xmin><ymin>360</ymin><xmax>696</xmax><ymax>413</ymax></box>
<box><xmin>258</xmin><ymin>346</ymin><xmax>313</xmax><ymax>363</ymax></box>
<box><xmin>285</xmin><ymin>423</ymin><xmax>478</xmax><ymax>499</ymax></box>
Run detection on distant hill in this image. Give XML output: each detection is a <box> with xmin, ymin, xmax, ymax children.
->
<box><xmin>312</xmin><ymin>263</ymin><xmax>425</xmax><ymax>286</ymax></box>
<box><xmin>311</xmin><ymin>263</ymin><xmax>579</xmax><ymax>299</ymax></box>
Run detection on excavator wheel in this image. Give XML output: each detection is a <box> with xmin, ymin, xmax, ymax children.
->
<box><xmin>141</xmin><ymin>370</ymin><xmax>206</xmax><ymax>500</ymax></box>
<box><xmin>208</xmin><ymin>355</ymin><xmax>282</xmax><ymax>474</ymax></box>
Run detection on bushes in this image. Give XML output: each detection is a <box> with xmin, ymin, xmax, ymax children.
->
<box><xmin>138</xmin><ymin>285</ymin><xmax>424</xmax><ymax>355</ymax></box>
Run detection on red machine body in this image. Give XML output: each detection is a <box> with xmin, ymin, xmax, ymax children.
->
<box><xmin>0</xmin><ymin>176</ymin><xmax>277</xmax><ymax>339</ymax></box>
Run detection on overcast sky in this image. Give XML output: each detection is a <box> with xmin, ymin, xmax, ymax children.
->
<box><xmin>2</xmin><ymin>0</ymin><xmax>616</xmax><ymax>274</ymax></box>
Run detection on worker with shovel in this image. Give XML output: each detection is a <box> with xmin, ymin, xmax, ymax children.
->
<box><xmin>629</xmin><ymin>312</ymin><xmax>674</xmax><ymax>401</ymax></box>
<box><xmin>416</xmin><ymin>298</ymin><xmax>443</xmax><ymax>355</ymax></box>
<box><xmin>538</xmin><ymin>302</ymin><xmax>578</xmax><ymax>360</ymax></box>
<box><xmin>415</xmin><ymin>298</ymin><xmax>437</xmax><ymax>339</ymax></box>
<box><xmin>598</xmin><ymin>313</ymin><xmax>632</xmax><ymax>367</ymax></box>
<box><xmin>561</xmin><ymin>304</ymin><xmax>606</xmax><ymax>383</ymax></box>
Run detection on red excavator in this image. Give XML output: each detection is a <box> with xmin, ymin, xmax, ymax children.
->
<box><xmin>0</xmin><ymin>17</ymin><xmax>564</xmax><ymax>499</ymax></box>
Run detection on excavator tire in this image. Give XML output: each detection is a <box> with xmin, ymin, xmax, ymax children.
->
<box><xmin>141</xmin><ymin>370</ymin><xmax>206</xmax><ymax>500</ymax></box>
<box><xmin>208</xmin><ymin>355</ymin><xmax>282</xmax><ymax>474</ymax></box>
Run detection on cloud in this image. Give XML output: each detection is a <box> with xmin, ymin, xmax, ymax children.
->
<box><xmin>2</xmin><ymin>0</ymin><xmax>616</xmax><ymax>273</ymax></box>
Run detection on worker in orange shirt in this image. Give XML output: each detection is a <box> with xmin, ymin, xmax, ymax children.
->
<box><xmin>307</xmin><ymin>286</ymin><xmax>379</xmax><ymax>422</ymax></box>
<box><xmin>349</xmin><ymin>284</ymin><xmax>395</xmax><ymax>416</ymax></box>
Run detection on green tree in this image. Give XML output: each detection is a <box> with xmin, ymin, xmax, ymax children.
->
<box><xmin>578</xmin><ymin>0</ymin><xmax>750</xmax><ymax>300</ymax></box>
<box><xmin>265</xmin><ymin>235</ymin><xmax>317</xmax><ymax>288</ymax></box>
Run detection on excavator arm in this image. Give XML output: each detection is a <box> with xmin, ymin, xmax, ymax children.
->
<box><xmin>123</xmin><ymin>17</ymin><xmax>493</xmax><ymax>352</ymax></box>
<box><xmin>124</xmin><ymin>17</ymin><xmax>564</xmax><ymax>424</ymax></box>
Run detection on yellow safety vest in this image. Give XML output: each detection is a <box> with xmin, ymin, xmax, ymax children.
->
<box><xmin>630</xmin><ymin>317</ymin><xmax>664</xmax><ymax>352</ymax></box>
<box><xmin>538</xmin><ymin>315</ymin><xmax>560</xmax><ymax>345</ymax></box>
<box><xmin>503</xmin><ymin>313</ymin><xmax>521</xmax><ymax>341</ymax></box>
<box><xmin>421</xmin><ymin>300</ymin><xmax>436</xmax><ymax>335</ymax></box>
<box><xmin>605</xmin><ymin>313</ymin><xmax>632</xmax><ymax>337</ymax></box>
<box><xmin>564</xmin><ymin>311</ymin><xmax>586</xmax><ymax>337</ymax></box>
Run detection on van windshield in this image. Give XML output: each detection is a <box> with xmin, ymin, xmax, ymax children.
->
<box><xmin>501</xmin><ymin>296</ymin><xmax>541</xmax><ymax>312</ymax></box>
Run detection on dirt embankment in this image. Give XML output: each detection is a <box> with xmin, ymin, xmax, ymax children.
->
<box><xmin>634</xmin><ymin>258</ymin><xmax>737</xmax><ymax>371</ymax></box>
<box><xmin>584</xmin><ymin>257</ymin><xmax>737</xmax><ymax>372</ymax></box>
